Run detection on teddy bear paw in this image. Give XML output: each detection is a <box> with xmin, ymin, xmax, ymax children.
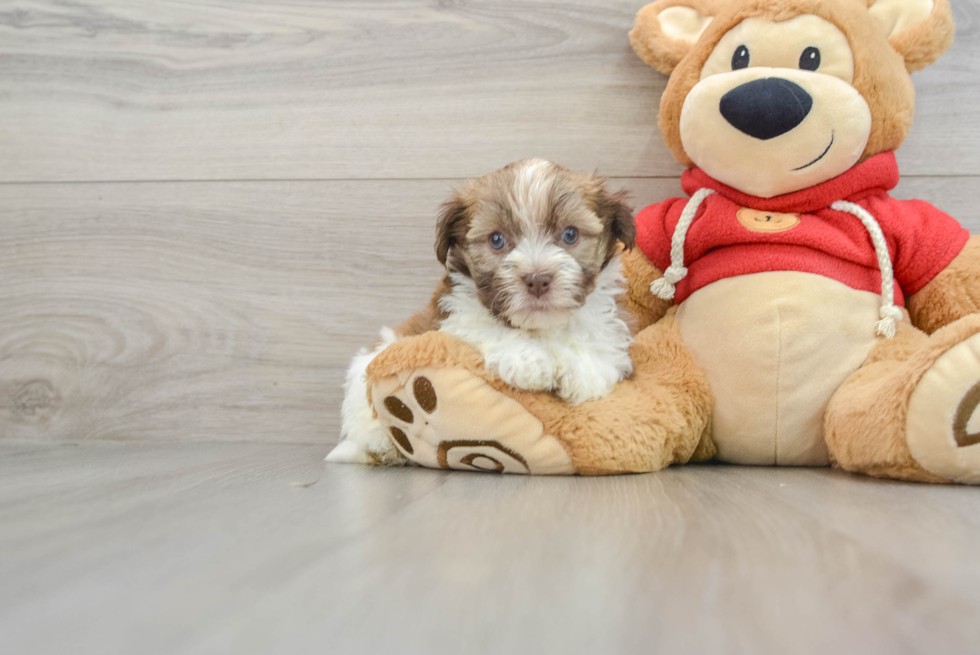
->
<box><xmin>906</xmin><ymin>331</ymin><xmax>980</xmax><ymax>484</ymax></box>
<box><xmin>370</xmin><ymin>366</ymin><xmax>574</xmax><ymax>475</ymax></box>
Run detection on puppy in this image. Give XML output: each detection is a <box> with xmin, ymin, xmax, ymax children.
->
<box><xmin>328</xmin><ymin>159</ymin><xmax>636</xmax><ymax>466</ymax></box>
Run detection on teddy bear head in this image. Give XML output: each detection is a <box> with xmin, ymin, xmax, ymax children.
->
<box><xmin>630</xmin><ymin>0</ymin><xmax>954</xmax><ymax>198</ymax></box>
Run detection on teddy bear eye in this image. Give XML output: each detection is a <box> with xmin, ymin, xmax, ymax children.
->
<box><xmin>731</xmin><ymin>45</ymin><xmax>750</xmax><ymax>70</ymax></box>
<box><xmin>800</xmin><ymin>46</ymin><xmax>821</xmax><ymax>71</ymax></box>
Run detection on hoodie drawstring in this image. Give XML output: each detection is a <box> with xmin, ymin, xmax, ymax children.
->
<box><xmin>650</xmin><ymin>188</ymin><xmax>714</xmax><ymax>301</ymax></box>
<box><xmin>829</xmin><ymin>200</ymin><xmax>903</xmax><ymax>338</ymax></box>
<box><xmin>650</xmin><ymin>190</ymin><xmax>902</xmax><ymax>339</ymax></box>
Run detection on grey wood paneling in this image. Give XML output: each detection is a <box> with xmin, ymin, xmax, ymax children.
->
<box><xmin>0</xmin><ymin>0</ymin><xmax>977</xmax><ymax>182</ymax></box>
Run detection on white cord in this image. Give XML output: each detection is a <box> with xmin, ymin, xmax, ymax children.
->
<box><xmin>830</xmin><ymin>200</ymin><xmax>903</xmax><ymax>339</ymax></box>
<box><xmin>650</xmin><ymin>188</ymin><xmax>715</xmax><ymax>301</ymax></box>
<box><xmin>650</xmin><ymin>192</ymin><xmax>901</xmax><ymax>339</ymax></box>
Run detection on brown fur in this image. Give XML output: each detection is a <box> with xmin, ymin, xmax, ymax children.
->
<box><xmin>630</xmin><ymin>0</ymin><xmax>725</xmax><ymax>75</ymax></box>
<box><xmin>631</xmin><ymin>0</ymin><xmax>954</xmax><ymax>168</ymax></box>
<box><xmin>437</xmin><ymin>160</ymin><xmax>635</xmax><ymax>269</ymax></box>
<box><xmin>826</xmin><ymin>314</ymin><xmax>980</xmax><ymax>484</ymax></box>
<box><xmin>421</xmin><ymin>162</ymin><xmax>636</xmax><ymax>338</ymax></box>
<box><xmin>620</xmin><ymin>246</ymin><xmax>673</xmax><ymax>332</ymax></box>
<box><xmin>434</xmin><ymin>159</ymin><xmax>635</xmax><ymax>327</ymax></box>
<box><xmin>907</xmin><ymin>235</ymin><xmax>980</xmax><ymax>335</ymax></box>
<box><xmin>880</xmin><ymin>0</ymin><xmax>956</xmax><ymax>73</ymax></box>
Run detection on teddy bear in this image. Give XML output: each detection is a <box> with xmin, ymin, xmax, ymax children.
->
<box><xmin>334</xmin><ymin>0</ymin><xmax>980</xmax><ymax>484</ymax></box>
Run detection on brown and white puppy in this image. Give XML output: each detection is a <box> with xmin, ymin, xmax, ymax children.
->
<box><xmin>329</xmin><ymin>159</ymin><xmax>636</xmax><ymax>465</ymax></box>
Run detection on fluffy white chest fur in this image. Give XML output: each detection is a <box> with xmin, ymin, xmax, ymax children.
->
<box><xmin>438</xmin><ymin>257</ymin><xmax>634</xmax><ymax>406</ymax></box>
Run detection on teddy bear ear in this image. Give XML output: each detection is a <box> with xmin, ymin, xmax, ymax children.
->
<box><xmin>869</xmin><ymin>0</ymin><xmax>955</xmax><ymax>72</ymax></box>
<box><xmin>630</xmin><ymin>0</ymin><xmax>716</xmax><ymax>75</ymax></box>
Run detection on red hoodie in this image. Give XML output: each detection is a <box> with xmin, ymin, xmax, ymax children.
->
<box><xmin>635</xmin><ymin>153</ymin><xmax>969</xmax><ymax>306</ymax></box>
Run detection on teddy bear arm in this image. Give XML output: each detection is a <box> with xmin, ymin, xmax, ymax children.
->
<box><xmin>621</xmin><ymin>246</ymin><xmax>673</xmax><ymax>331</ymax></box>
<box><xmin>515</xmin><ymin>314</ymin><xmax>714</xmax><ymax>474</ymax></box>
<box><xmin>907</xmin><ymin>235</ymin><xmax>980</xmax><ymax>335</ymax></box>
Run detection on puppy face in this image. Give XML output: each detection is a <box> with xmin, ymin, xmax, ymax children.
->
<box><xmin>436</xmin><ymin>159</ymin><xmax>635</xmax><ymax>331</ymax></box>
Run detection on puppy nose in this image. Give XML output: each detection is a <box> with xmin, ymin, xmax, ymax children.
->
<box><xmin>719</xmin><ymin>78</ymin><xmax>813</xmax><ymax>140</ymax></box>
<box><xmin>523</xmin><ymin>273</ymin><xmax>552</xmax><ymax>298</ymax></box>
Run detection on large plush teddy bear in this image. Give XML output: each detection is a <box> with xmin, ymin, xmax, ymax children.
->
<box><xmin>330</xmin><ymin>0</ymin><xmax>980</xmax><ymax>484</ymax></box>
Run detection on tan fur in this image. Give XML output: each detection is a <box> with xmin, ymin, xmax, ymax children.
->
<box><xmin>621</xmin><ymin>246</ymin><xmax>672</xmax><ymax>332</ymax></box>
<box><xmin>630</xmin><ymin>0</ymin><xmax>725</xmax><ymax>75</ymax></box>
<box><xmin>632</xmin><ymin>0</ymin><xmax>953</xmax><ymax>168</ymax></box>
<box><xmin>367</xmin><ymin>314</ymin><xmax>715</xmax><ymax>475</ymax></box>
<box><xmin>657</xmin><ymin>0</ymin><xmax>917</xmax><ymax>167</ymax></box>
<box><xmin>825</xmin><ymin>315</ymin><xmax>980</xmax><ymax>484</ymax></box>
<box><xmin>875</xmin><ymin>0</ymin><xmax>955</xmax><ymax>73</ymax></box>
<box><xmin>907</xmin><ymin>235</ymin><xmax>980</xmax><ymax>335</ymax></box>
<box><xmin>623</xmin><ymin>0</ymin><xmax>976</xmax><ymax>483</ymax></box>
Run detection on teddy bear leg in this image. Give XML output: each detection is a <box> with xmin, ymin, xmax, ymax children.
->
<box><xmin>825</xmin><ymin>314</ymin><xmax>980</xmax><ymax>484</ymax></box>
<box><xmin>370</xmin><ymin>365</ymin><xmax>577</xmax><ymax>474</ymax></box>
<box><xmin>363</xmin><ymin>318</ymin><xmax>714</xmax><ymax>475</ymax></box>
<box><xmin>364</xmin><ymin>331</ymin><xmax>577</xmax><ymax>474</ymax></box>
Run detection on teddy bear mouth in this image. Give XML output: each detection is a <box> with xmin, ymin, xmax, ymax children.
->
<box><xmin>792</xmin><ymin>132</ymin><xmax>835</xmax><ymax>171</ymax></box>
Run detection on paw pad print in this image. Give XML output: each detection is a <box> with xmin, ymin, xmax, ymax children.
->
<box><xmin>380</xmin><ymin>377</ymin><xmax>438</xmax><ymax>456</ymax></box>
<box><xmin>369</xmin><ymin>366</ymin><xmax>574</xmax><ymax>475</ymax></box>
<box><xmin>413</xmin><ymin>376</ymin><xmax>437</xmax><ymax>413</ymax></box>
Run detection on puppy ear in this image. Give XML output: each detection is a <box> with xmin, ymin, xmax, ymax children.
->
<box><xmin>869</xmin><ymin>0</ymin><xmax>955</xmax><ymax>72</ymax></box>
<box><xmin>435</xmin><ymin>193</ymin><xmax>470</xmax><ymax>267</ymax></box>
<box><xmin>595</xmin><ymin>188</ymin><xmax>636</xmax><ymax>251</ymax></box>
<box><xmin>630</xmin><ymin>0</ymin><xmax>716</xmax><ymax>75</ymax></box>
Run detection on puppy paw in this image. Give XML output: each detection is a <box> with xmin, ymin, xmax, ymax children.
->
<box><xmin>555</xmin><ymin>355</ymin><xmax>628</xmax><ymax>406</ymax></box>
<box><xmin>488</xmin><ymin>347</ymin><xmax>556</xmax><ymax>393</ymax></box>
<box><xmin>370</xmin><ymin>366</ymin><xmax>574</xmax><ymax>474</ymax></box>
<box><xmin>325</xmin><ymin>432</ymin><xmax>405</xmax><ymax>466</ymax></box>
<box><xmin>327</xmin><ymin>385</ymin><xmax>406</xmax><ymax>466</ymax></box>
<box><xmin>557</xmin><ymin>376</ymin><xmax>617</xmax><ymax>407</ymax></box>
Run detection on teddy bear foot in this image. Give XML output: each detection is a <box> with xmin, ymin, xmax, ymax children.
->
<box><xmin>370</xmin><ymin>366</ymin><xmax>575</xmax><ymax>474</ymax></box>
<box><xmin>906</xmin><ymin>331</ymin><xmax>980</xmax><ymax>484</ymax></box>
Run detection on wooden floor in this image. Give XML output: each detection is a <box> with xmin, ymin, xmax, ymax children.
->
<box><xmin>4</xmin><ymin>441</ymin><xmax>980</xmax><ymax>655</ymax></box>
<box><xmin>2</xmin><ymin>1</ymin><xmax>980</xmax><ymax>653</ymax></box>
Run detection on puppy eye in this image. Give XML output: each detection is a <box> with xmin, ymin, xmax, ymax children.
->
<box><xmin>561</xmin><ymin>227</ymin><xmax>579</xmax><ymax>245</ymax></box>
<box><xmin>799</xmin><ymin>47</ymin><xmax>820</xmax><ymax>71</ymax></box>
<box><xmin>488</xmin><ymin>232</ymin><xmax>507</xmax><ymax>250</ymax></box>
<box><xmin>731</xmin><ymin>45</ymin><xmax>750</xmax><ymax>70</ymax></box>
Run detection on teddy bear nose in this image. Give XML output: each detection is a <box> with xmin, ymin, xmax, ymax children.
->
<box><xmin>719</xmin><ymin>77</ymin><xmax>813</xmax><ymax>140</ymax></box>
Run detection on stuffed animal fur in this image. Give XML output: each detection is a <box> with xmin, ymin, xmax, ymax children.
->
<box><xmin>332</xmin><ymin>0</ymin><xmax>980</xmax><ymax>483</ymax></box>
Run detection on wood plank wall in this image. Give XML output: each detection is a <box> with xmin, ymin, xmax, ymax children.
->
<box><xmin>1</xmin><ymin>0</ymin><xmax>978</xmax><ymax>444</ymax></box>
